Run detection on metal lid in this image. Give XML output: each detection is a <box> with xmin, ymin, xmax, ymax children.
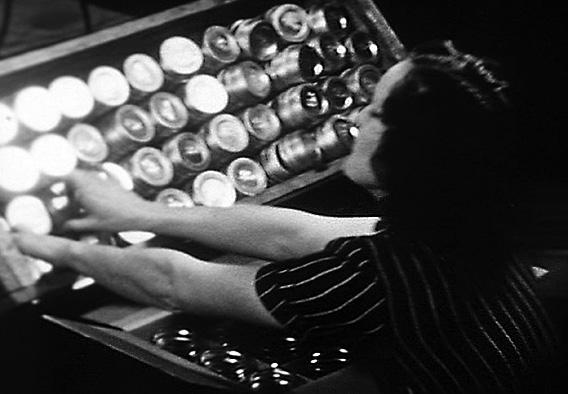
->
<box><xmin>226</xmin><ymin>157</ymin><xmax>267</xmax><ymax>196</ymax></box>
<box><xmin>30</xmin><ymin>134</ymin><xmax>78</xmax><ymax>178</ymax></box>
<box><xmin>149</xmin><ymin>92</ymin><xmax>189</xmax><ymax>129</ymax></box>
<box><xmin>183</xmin><ymin>75</ymin><xmax>228</xmax><ymax>115</ymax></box>
<box><xmin>202</xmin><ymin>26</ymin><xmax>241</xmax><ymax>63</ymax></box>
<box><xmin>88</xmin><ymin>66</ymin><xmax>131</xmax><ymax>107</ymax></box>
<box><xmin>240</xmin><ymin>104</ymin><xmax>281</xmax><ymax>142</ymax></box>
<box><xmin>0</xmin><ymin>146</ymin><xmax>40</xmax><ymax>193</ymax></box>
<box><xmin>266</xmin><ymin>4</ymin><xmax>311</xmax><ymax>43</ymax></box>
<box><xmin>0</xmin><ymin>103</ymin><xmax>18</xmax><ymax>145</ymax></box>
<box><xmin>241</xmin><ymin>61</ymin><xmax>272</xmax><ymax>99</ymax></box>
<box><xmin>205</xmin><ymin>114</ymin><xmax>249</xmax><ymax>153</ymax></box>
<box><xmin>341</xmin><ymin>64</ymin><xmax>381</xmax><ymax>102</ymax></box>
<box><xmin>308</xmin><ymin>3</ymin><xmax>352</xmax><ymax>36</ymax></box>
<box><xmin>14</xmin><ymin>86</ymin><xmax>62</xmax><ymax>132</ymax></box>
<box><xmin>155</xmin><ymin>188</ymin><xmax>194</xmax><ymax>207</ymax></box>
<box><xmin>67</xmin><ymin>123</ymin><xmax>109</xmax><ymax>164</ymax></box>
<box><xmin>233</xmin><ymin>19</ymin><xmax>280</xmax><ymax>62</ymax></box>
<box><xmin>321</xmin><ymin>77</ymin><xmax>353</xmax><ymax>111</ymax></box>
<box><xmin>159</xmin><ymin>36</ymin><xmax>204</xmax><ymax>76</ymax></box>
<box><xmin>115</xmin><ymin>104</ymin><xmax>155</xmax><ymax>142</ymax></box>
<box><xmin>99</xmin><ymin>162</ymin><xmax>134</xmax><ymax>190</ymax></box>
<box><xmin>130</xmin><ymin>147</ymin><xmax>174</xmax><ymax>187</ymax></box>
<box><xmin>5</xmin><ymin>195</ymin><xmax>52</xmax><ymax>235</ymax></box>
<box><xmin>166</xmin><ymin>132</ymin><xmax>211</xmax><ymax>172</ymax></box>
<box><xmin>308</xmin><ymin>32</ymin><xmax>348</xmax><ymax>70</ymax></box>
<box><xmin>192</xmin><ymin>170</ymin><xmax>236</xmax><ymax>207</ymax></box>
<box><xmin>345</xmin><ymin>31</ymin><xmax>380</xmax><ymax>64</ymax></box>
<box><xmin>48</xmin><ymin>76</ymin><xmax>95</xmax><ymax>119</ymax></box>
<box><xmin>123</xmin><ymin>53</ymin><xmax>165</xmax><ymax>93</ymax></box>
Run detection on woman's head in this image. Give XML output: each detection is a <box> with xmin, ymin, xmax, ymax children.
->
<box><xmin>343</xmin><ymin>41</ymin><xmax>513</xmax><ymax>238</ymax></box>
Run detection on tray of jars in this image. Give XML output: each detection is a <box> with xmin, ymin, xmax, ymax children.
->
<box><xmin>1</xmin><ymin>0</ymin><xmax>404</xmax><ymax>300</ymax></box>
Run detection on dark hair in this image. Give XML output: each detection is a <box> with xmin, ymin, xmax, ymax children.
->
<box><xmin>374</xmin><ymin>40</ymin><xmax>514</xmax><ymax>251</ymax></box>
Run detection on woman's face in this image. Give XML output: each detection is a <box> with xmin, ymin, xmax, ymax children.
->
<box><xmin>342</xmin><ymin>60</ymin><xmax>413</xmax><ymax>189</ymax></box>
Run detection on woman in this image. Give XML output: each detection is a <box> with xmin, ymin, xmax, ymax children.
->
<box><xmin>14</xmin><ymin>41</ymin><xmax>557</xmax><ymax>393</ymax></box>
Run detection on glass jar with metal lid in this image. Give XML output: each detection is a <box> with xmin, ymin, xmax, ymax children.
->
<box><xmin>276</xmin><ymin>130</ymin><xmax>322</xmax><ymax>174</ymax></box>
<box><xmin>159</xmin><ymin>36</ymin><xmax>204</xmax><ymax>85</ymax></box>
<box><xmin>48</xmin><ymin>76</ymin><xmax>95</xmax><ymax>122</ymax></box>
<box><xmin>341</xmin><ymin>64</ymin><xmax>382</xmax><ymax>105</ymax></box>
<box><xmin>67</xmin><ymin>123</ymin><xmax>109</xmax><ymax>165</ymax></box>
<box><xmin>230</xmin><ymin>18</ymin><xmax>280</xmax><ymax>62</ymax></box>
<box><xmin>201</xmin><ymin>26</ymin><xmax>241</xmax><ymax>74</ymax></box>
<box><xmin>217</xmin><ymin>61</ymin><xmax>271</xmax><ymax>111</ymax></box>
<box><xmin>191</xmin><ymin>170</ymin><xmax>237</xmax><ymax>207</ymax></box>
<box><xmin>0</xmin><ymin>146</ymin><xmax>41</xmax><ymax>195</ymax></box>
<box><xmin>315</xmin><ymin>114</ymin><xmax>359</xmax><ymax>162</ymax></box>
<box><xmin>178</xmin><ymin>74</ymin><xmax>229</xmax><ymax>126</ymax></box>
<box><xmin>226</xmin><ymin>157</ymin><xmax>268</xmax><ymax>197</ymax></box>
<box><xmin>87</xmin><ymin>66</ymin><xmax>131</xmax><ymax>116</ymax></box>
<box><xmin>238</xmin><ymin>104</ymin><xmax>281</xmax><ymax>150</ymax></box>
<box><xmin>317</xmin><ymin>76</ymin><xmax>354</xmax><ymax>114</ymax></box>
<box><xmin>4</xmin><ymin>195</ymin><xmax>52</xmax><ymax>235</ymax></box>
<box><xmin>13</xmin><ymin>86</ymin><xmax>62</xmax><ymax>135</ymax></box>
<box><xmin>272</xmin><ymin>83</ymin><xmax>325</xmax><ymax>130</ymax></box>
<box><xmin>147</xmin><ymin>92</ymin><xmax>189</xmax><ymax>143</ymax></box>
<box><xmin>307</xmin><ymin>2</ymin><xmax>352</xmax><ymax>37</ymax></box>
<box><xmin>162</xmin><ymin>132</ymin><xmax>211</xmax><ymax>185</ymax></box>
<box><xmin>305</xmin><ymin>32</ymin><xmax>349</xmax><ymax>74</ymax></box>
<box><xmin>258</xmin><ymin>142</ymin><xmax>294</xmax><ymax>184</ymax></box>
<box><xmin>122</xmin><ymin>53</ymin><xmax>165</xmax><ymax>99</ymax></box>
<box><xmin>99</xmin><ymin>104</ymin><xmax>155</xmax><ymax>160</ymax></box>
<box><xmin>122</xmin><ymin>147</ymin><xmax>174</xmax><ymax>198</ymax></box>
<box><xmin>30</xmin><ymin>134</ymin><xmax>78</xmax><ymax>179</ymax></box>
<box><xmin>265</xmin><ymin>4</ymin><xmax>311</xmax><ymax>44</ymax></box>
<box><xmin>199</xmin><ymin>114</ymin><xmax>250</xmax><ymax>166</ymax></box>
<box><xmin>344</xmin><ymin>30</ymin><xmax>382</xmax><ymax>66</ymax></box>
<box><xmin>265</xmin><ymin>44</ymin><xmax>325</xmax><ymax>92</ymax></box>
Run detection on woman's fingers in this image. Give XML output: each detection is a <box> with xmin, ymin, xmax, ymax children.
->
<box><xmin>12</xmin><ymin>232</ymin><xmax>75</xmax><ymax>266</ymax></box>
<box><xmin>63</xmin><ymin>217</ymin><xmax>101</xmax><ymax>232</ymax></box>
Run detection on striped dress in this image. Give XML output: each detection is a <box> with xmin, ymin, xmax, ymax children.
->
<box><xmin>255</xmin><ymin>227</ymin><xmax>558</xmax><ymax>393</ymax></box>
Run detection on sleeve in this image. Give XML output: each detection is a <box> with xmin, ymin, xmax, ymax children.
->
<box><xmin>255</xmin><ymin>236</ymin><xmax>387</xmax><ymax>343</ymax></box>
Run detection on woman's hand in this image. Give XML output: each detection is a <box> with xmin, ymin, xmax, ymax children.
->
<box><xmin>63</xmin><ymin>169</ymin><xmax>153</xmax><ymax>233</ymax></box>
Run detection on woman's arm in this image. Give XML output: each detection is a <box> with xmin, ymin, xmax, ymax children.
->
<box><xmin>13</xmin><ymin>232</ymin><xmax>282</xmax><ymax>328</ymax></box>
<box><xmin>64</xmin><ymin>170</ymin><xmax>379</xmax><ymax>261</ymax></box>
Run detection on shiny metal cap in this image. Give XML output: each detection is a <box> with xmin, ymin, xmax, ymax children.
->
<box><xmin>14</xmin><ymin>86</ymin><xmax>62</xmax><ymax>133</ymax></box>
<box><xmin>218</xmin><ymin>61</ymin><xmax>272</xmax><ymax>107</ymax></box>
<box><xmin>231</xmin><ymin>19</ymin><xmax>280</xmax><ymax>62</ymax></box>
<box><xmin>148</xmin><ymin>92</ymin><xmax>189</xmax><ymax>137</ymax></box>
<box><xmin>5</xmin><ymin>195</ymin><xmax>52</xmax><ymax>235</ymax></box>
<box><xmin>239</xmin><ymin>104</ymin><xmax>281</xmax><ymax>145</ymax></box>
<box><xmin>103</xmin><ymin>104</ymin><xmax>155</xmax><ymax>159</ymax></box>
<box><xmin>258</xmin><ymin>142</ymin><xmax>294</xmax><ymax>183</ymax></box>
<box><xmin>308</xmin><ymin>3</ymin><xmax>352</xmax><ymax>37</ymax></box>
<box><xmin>315</xmin><ymin>114</ymin><xmax>359</xmax><ymax>161</ymax></box>
<box><xmin>0</xmin><ymin>146</ymin><xmax>40</xmax><ymax>193</ymax></box>
<box><xmin>48</xmin><ymin>76</ymin><xmax>95</xmax><ymax>120</ymax></box>
<box><xmin>226</xmin><ymin>157</ymin><xmax>268</xmax><ymax>197</ymax></box>
<box><xmin>341</xmin><ymin>64</ymin><xmax>382</xmax><ymax>104</ymax></box>
<box><xmin>318</xmin><ymin>76</ymin><xmax>354</xmax><ymax>113</ymax></box>
<box><xmin>162</xmin><ymin>132</ymin><xmax>211</xmax><ymax>175</ymax></box>
<box><xmin>202</xmin><ymin>26</ymin><xmax>241</xmax><ymax>71</ymax></box>
<box><xmin>306</xmin><ymin>32</ymin><xmax>349</xmax><ymax>74</ymax></box>
<box><xmin>265</xmin><ymin>4</ymin><xmax>311</xmax><ymax>43</ymax></box>
<box><xmin>87</xmin><ymin>66</ymin><xmax>131</xmax><ymax>107</ymax></box>
<box><xmin>129</xmin><ymin>147</ymin><xmax>174</xmax><ymax>188</ymax></box>
<box><xmin>192</xmin><ymin>170</ymin><xmax>237</xmax><ymax>207</ymax></box>
<box><xmin>265</xmin><ymin>44</ymin><xmax>324</xmax><ymax>91</ymax></box>
<box><xmin>201</xmin><ymin>114</ymin><xmax>249</xmax><ymax>154</ymax></box>
<box><xmin>181</xmin><ymin>74</ymin><xmax>229</xmax><ymax>117</ymax></box>
<box><xmin>123</xmin><ymin>53</ymin><xmax>165</xmax><ymax>94</ymax></box>
<box><xmin>344</xmin><ymin>30</ymin><xmax>381</xmax><ymax>65</ymax></box>
<box><xmin>67</xmin><ymin>123</ymin><xmax>109</xmax><ymax>164</ymax></box>
<box><xmin>159</xmin><ymin>36</ymin><xmax>204</xmax><ymax>78</ymax></box>
<box><xmin>30</xmin><ymin>134</ymin><xmax>78</xmax><ymax>178</ymax></box>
